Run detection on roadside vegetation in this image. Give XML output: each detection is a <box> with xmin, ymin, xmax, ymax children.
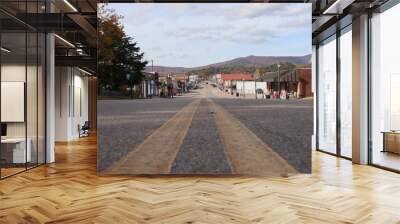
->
<box><xmin>98</xmin><ymin>5</ymin><xmax>147</xmax><ymax>95</ymax></box>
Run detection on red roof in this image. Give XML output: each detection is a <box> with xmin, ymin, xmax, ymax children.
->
<box><xmin>221</xmin><ymin>73</ymin><xmax>253</xmax><ymax>81</ymax></box>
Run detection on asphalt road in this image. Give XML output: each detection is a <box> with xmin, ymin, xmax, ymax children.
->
<box><xmin>98</xmin><ymin>85</ymin><xmax>313</xmax><ymax>174</ymax></box>
<box><xmin>213</xmin><ymin>98</ymin><xmax>313</xmax><ymax>173</ymax></box>
<box><xmin>97</xmin><ymin>98</ymin><xmax>193</xmax><ymax>171</ymax></box>
<box><xmin>171</xmin><ymin>99</ymin><xmax>232</xmax><ymax>174</ymax></box>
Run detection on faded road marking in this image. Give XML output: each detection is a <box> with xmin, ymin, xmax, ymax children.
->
<box><xmin>105</xmin><ymin>99</ymin><xmax>201</xmax><ymax>174</ymax></box>
<box><xmin>208</xmin><ymin>99</ymin><xmax>298</xmax><ymax>176</ymax></box>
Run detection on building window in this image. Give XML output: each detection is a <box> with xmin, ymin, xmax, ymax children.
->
<box><xmin>0</xmin><ymin>2</ymin><xmax>46</xmax><ymax>179</ymax></box>
<box><xmin>317</xmin><ymin>35</ymin><xmax>337</xmax><ymax>154</ymax></box>
<box><xmin>339</xmin><ymin>26</ymin><xmax>352</xmax><ymax>158</ymax></box>
<box><xmin>370</xmin><ymin>3</ymin><xmax>400</xmax><ymax>171</ymax></box>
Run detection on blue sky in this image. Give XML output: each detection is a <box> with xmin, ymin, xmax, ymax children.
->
<box><xmin>104</xmin><ymin>3</ymin><xmax>311</xmax><ymax>68</ymax></box>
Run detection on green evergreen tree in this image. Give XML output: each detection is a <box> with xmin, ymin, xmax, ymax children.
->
<box><xmin>98</xmin><ymin>6</ymin><xmax>147</xmax><ymax>92</ymax></box>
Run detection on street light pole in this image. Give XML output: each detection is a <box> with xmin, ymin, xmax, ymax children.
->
<box><xmin>254</xmin><ymin>68</ymin><xmax>257</xmax><ymax>99</ymax></box>
<box><xmin>277</xmin><ymin>63</ymin><xmax>281</xmax><ymax>99</ymax></box>
<box><xmin>127</xmin><ymin>73</ymin><xmax>133</xmax><ymax>99</ymax></box>
<box><xmin>254</xmin><ymin>79</ymin><xmax>257</xmax><ymax>99</ymax></box>
<box><xmin>254</xmin><ymin>70</ymin><xmax>257</xmax><ymax>99</ymax></box>
<box><xmin>131</xmin><ymin>79</ymin><xmax>133</xmax><ymax>99</ymax></box>
<box><xmin>242</xmin><ymin>79</ymin><xmax>245</xmax><ymax>98</ymax></box>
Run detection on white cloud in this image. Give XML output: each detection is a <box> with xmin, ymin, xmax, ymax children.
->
<box><xmin>152</xmin><ymin>3</ymin><xmax>310</xmax><ymax>45</ymax></box>
<box><xmin>192</xmin><ymin>4</ymin><xmax>310</xmax><ymax>20</ymax></box>
<box><xmin>163</xmin><ymin>14</ymin><xmax>305</xmax><ymax>45</ymax></box>
<box><xmin>108</xmin><ymin>3</ymin><xmax>311</xmax><ymax>67</ymax></box>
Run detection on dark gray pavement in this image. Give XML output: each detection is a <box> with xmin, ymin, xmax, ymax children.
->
<box><xmin>98</xmin><ymin>86</ymin><xmax>313</xmax><ymax>174</ymax></box>
<box><xmin>97</xmin><ymin>98</ymin><xmax>193</xmax><ymax>171</ymax></box>
<box><xmin>171</xmin><ymin>99</ymin><xmax>232</xmax><ymax>174</ymax></box>
<box><xmin>213</xmin><ymin>98</ymin><xmax>313</xmax><ymax>173</ymax></box>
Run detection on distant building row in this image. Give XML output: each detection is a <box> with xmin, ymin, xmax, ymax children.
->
<box><xmin>210</xmin><ymin>68</ymin><xmax>312</xmax><ymax>99</ymax></box>
<box><xmin>140</xmin><ymin>72</ymin><xmax>200</xmax><ymax>98</ymax></box>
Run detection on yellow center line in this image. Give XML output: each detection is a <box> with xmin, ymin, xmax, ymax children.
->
<box><xmin>208</xmin><ymin>99</ymin><xmax>298</xmax><ymax>176</ymax></box>
<box><xmin>104</xmin><ymin>99</ymin><xmax>201</xmax><ymax>175</ymax></box>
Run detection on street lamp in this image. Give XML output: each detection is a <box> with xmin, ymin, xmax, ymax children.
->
<box><xmin>242</xmin><ymin>78</ymin><xmax>245</xmax><ymax>98</ymax></box>
<box><xmin>126</xmin><ymin>73</ymin><xmax>133</xmax><ymax>99</ymax></box>
<box><xmin>254</xmin><ymin>69</ymin><xmax>257</xmax><ymax>99</ymax></box>
<box><xmin>255</xmin><ymin>80</ymin><xmax>257</xmax><ymax>99</ymax></box>
<box><xmin>277</xmin><ymin>63</ymin><xmax>281</xmax><ymax>99</ymax></box>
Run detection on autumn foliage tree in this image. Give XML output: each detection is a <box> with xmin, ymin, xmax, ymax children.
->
<box><xmin>98</xmin><ymin>5</ymin><xmax>147</xmax><ymax>92</ymax></box>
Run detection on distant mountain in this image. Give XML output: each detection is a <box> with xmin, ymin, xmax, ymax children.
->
<box><xmin>145</xmin><ymin>66</ymin><xmax>187</xmax><ymax>75</ymax></box>
<box><xmin>201</xmin><ymin>55</ymin><xmax>311</xmax><ymax>69</ymax></box>
<box><xmin>145</xmin><ymin>54</ymin><xmax>311</xmax><ymax>75</ymax></box>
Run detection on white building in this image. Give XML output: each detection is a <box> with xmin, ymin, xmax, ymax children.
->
<box><xmin>236</xmin><ymin>81</ymin><xmax>267</xmax><ymax>95</ymax></box>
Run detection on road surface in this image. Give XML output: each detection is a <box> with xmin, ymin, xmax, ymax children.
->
<box><xmin>98</xmin><ymin>84</ymin><xmax>313</xmax><ymax>175</ymax></box>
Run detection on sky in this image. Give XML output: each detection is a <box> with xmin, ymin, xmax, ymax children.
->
<box><xmin>104</xmin><ymin>3</ymin><xmax>312</xmax><ymax>68</ymax></box>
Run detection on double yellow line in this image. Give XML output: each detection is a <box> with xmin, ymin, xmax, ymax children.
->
<box><xmin>105</xmin><ymin>96</ymin><xmax>297</xmax><ymax>176</ymax></box>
